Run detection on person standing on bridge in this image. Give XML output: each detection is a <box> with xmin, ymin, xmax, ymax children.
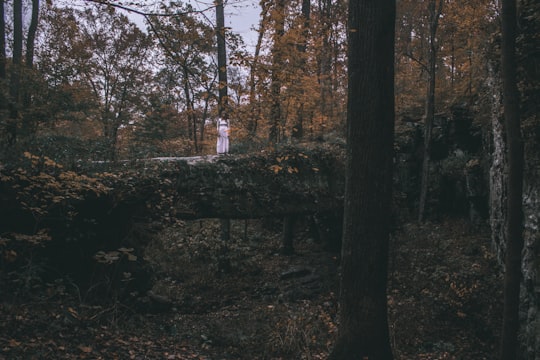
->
<box><xmin>216</xmin><ymin>114</ymin><xmax>230</xmax><ymax>155</ymax></box>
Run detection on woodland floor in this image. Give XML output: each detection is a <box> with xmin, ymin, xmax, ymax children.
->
<box><xmin>0</xmin><ymin>216</ymin><xmax>503</xmax><ymax>359</ymax></box>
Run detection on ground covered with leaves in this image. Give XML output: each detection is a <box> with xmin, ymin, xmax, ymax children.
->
<box><xmin>0</xmin><ymin>217</ymin><xmax>502</xmax><ymax>359</ymax></box>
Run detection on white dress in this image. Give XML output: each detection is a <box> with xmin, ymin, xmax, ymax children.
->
<box><xmin>216</xmin><ymin>118</ymin><xmax>229</xmax><ymax>154</ymax></box>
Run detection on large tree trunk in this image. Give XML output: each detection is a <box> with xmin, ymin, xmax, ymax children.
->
<box><xmin>329</xmin><ymin>0</ymin><xmax>395</xmax><ymax>359</ymax></box>
<box><xmin>418</xmin><ymin>0</ymin><xmax>443</xmax><ymax>223</ymax></box>
<box><xmin>499</xmin><ymin>0</ymin><xmax>524</xmax><ymax>358</ymax></box>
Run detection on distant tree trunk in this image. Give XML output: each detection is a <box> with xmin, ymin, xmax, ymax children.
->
<box><xmin>418</xmin><ymin>0</ymin><xmax>443</xmax><ymax>223</ymax></box>
<box><xmin>292</xmin><ymin>0</ymin><xmax>310</xmax><ymax>140</ymax></box>
<box><xmin>499</xmin><ymin>0</ymin><xmax>524</xmax><ymax>358</ymax></box>
<box><xmin>181</xmin><ymin>65</ymin><xmax>199</xmax><ymax>152</ymax></box>
<box><xmin>20</xmin><ymin>0</ymin><xmax>39</xmax><ymax>138</ymax></box>
<box><xmin>268</xmin><ymin>0</ymin><xmax>285</xmax><ymax>144</ymax></box>
<box><xmin>25</xmin><ymin>0</ymin><xmax>39</xmax><ymax>71</ymax></box>
<box><xmin>328</xmin><ymin>0</ymin><xmax>395</xmax><ymax>358</ymax></box>
<box><xmin>318</xmin><ymin>0</ymin><xmax>333</xmax><ymax>126</ymax></box>
<box><xmin>216</xmin><ymin>0</ymin><xmax>228</xmax><ymax>116</ymax></box>
<box><xmin>7</xmin><ymin>0</ymin><xmax>22</xmax><ymax>145</ymax></box>
<box><xmin>248</xmin><ymin>2</ymin><xmax>270</xmax><ymax>135</ymax></box>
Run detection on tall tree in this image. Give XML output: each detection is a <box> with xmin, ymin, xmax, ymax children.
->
<box><xmin>499</xmin><ymin>0</ymin><xmax>524</xmax><ymax>357</ymax></box>
<box><xmin>20</xmin><ymin>0</ymin><xmax>40</xmax><ymax>137</ymax></box>
<box><xmin>77</xmin><ymin>7</ymin><xmax>153</xmax><ymax>160</ymax></box>
<box><xmin>7</xmin><ymin>0</ymin><xmax>23</xmax><ymax>144</ymax></box>
<box><xmin>216</xmin><ymin>0</ymin><xmax>228</xmax><ymax>116</ymax></box>
<box><xmin>268</xmin><ymin>0</ymin><xmax>285</xmax><ymax>144</ymax></box>
<box><xmin>328</xmin><ymin>0</ymin><xmax>395</xmax><ymax>358</ymax></box>
<box><xmin>418</xmin><ymin>0</ymin><xmax>443</xmax><ymax>222</ymax></box>
<box><xmin>317</xmin><ymin>0</ymin><xmax>333</xmax><ymax>123</ymax></box>
<box><xmin>25</xmin><ymin>0</ymin><xmax>40</xmax><ymax>72</ymax></box>
<box><xmin>291</xmin><ymin>0</ymin><xmax>310</xmax><ymax>140</ymax></box>
<box><xmin>247</xmin><ymin>0</ymin><xmax>270</xmax><ymax>135</ymax></box>
<box><xmin>149</xmin><ymin>4</ymin><xmax>216</xmax><ymax>153</ymax></box>
<box><xmin>215</xmin><ymin>0</ymin><xmax>231</xmax><ymax>239</ymax></box>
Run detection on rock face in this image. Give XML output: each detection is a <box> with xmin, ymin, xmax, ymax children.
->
<box><xmin>394</xmin><ymin>106</ymin><xmax>486</xmax><ymax>223</ymax></box>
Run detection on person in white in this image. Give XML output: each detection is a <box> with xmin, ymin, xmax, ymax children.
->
<box><xmin>216</xmin><ymin>116</ymin><xmax>230</xmax><ymax>155</ymax></box>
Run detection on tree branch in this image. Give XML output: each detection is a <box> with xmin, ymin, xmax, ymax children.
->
<box><xmin>82</xmin><ymin>0</ymin><xmax>215</xmax><ymax>18</ymax></box>
<box><xmin>402</xmin><ymin>51</ymin><xmax>429</xmax><ymax>72</ymax></box>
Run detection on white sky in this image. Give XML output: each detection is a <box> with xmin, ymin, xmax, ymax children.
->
<box><xmin>57</xmin><ymin>1</ymin><xmax>260</xmax><ymax>49</ymax></box>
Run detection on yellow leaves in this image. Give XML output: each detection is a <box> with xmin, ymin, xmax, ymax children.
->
<box><xmin>269</xmin><ymin>164</ymin><xmax>282</xmax><ymax>174</ymax></box>
<box><xmin>23</xmin><ymin>151</ymin><xmax>63</xmax><ymax>169</ymax></box>
<box><xmin>287</xmin><ymin>166</ymin><xmax>299</xmax><ymax>174</ymax></box>
<box><xmin>269</xmin><ymin>164</ymin><xmax>299</xmax><ymax>174</ymax></box>
<box><xmin>269</xmin><ymin>154</ymin><xmax>307</xmax><ymax>174</ymax></box>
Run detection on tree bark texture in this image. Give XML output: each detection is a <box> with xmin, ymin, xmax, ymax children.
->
<box><xmin>499</xmin><ymin>0</ymin><xmax>524</xmax><ymax>358</ymax></box>
<box><xmin>329</xmin><ymin>0</ymin><xmax>395</xmax><ymax>359</ymax></box>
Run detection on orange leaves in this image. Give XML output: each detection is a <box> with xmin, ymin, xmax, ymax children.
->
<box><xmin>269</xmin><ymin>164</ymin><xmax>283</xmax><ymax>174</ymax></box>
<box><xmin>268</xmin><ymin>153</ymin><xmax>312</xmax><ymax>174</ymax></box>
<box><xmin>78</xmin><ymin>345</ymin><xmax>93</xmax><ymax>353</ymax></box>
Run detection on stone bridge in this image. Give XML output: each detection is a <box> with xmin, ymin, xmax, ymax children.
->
<box><xmin>91</xmin><ymin>146</ymin><xmax>346</xmax><ymax>221</ymax></box>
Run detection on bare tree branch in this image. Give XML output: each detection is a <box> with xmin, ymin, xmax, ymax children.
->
<box><xmin>82</xmin><ymin>0</ymin><xmax>215</xmax><ymax>18</ymax></box>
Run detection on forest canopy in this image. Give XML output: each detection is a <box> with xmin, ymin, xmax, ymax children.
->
<box><xmin>0</xmin><ymin>0</ymin><xmax>499</xmax><ymax>162</ymax></box>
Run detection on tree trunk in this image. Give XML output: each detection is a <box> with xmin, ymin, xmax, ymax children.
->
<box><xmin>269</xmin><ymin>0</ymin><xmax>285</xmax><ymax>144</ymax></box>
<box><xmin>318</xmin><ymin>0</ymin><xmax>333</xmax><ymax>125</ymax></box>
<box><xmin>216</xmin><ymin>0</ymin><xmax>231</xmax><ymax>236</ymax></box>
<box><xmin>248</xmin><ymin>2</ymin><xmax>270</xmax><ymax>135</ymax></box>
<box><xmin>418</xmin><ymin>0</ymin><xmax>443</xmax><ymax>223</ymax></box>
<box><xmin>20</xmin><ymin>0</ymin><xmax>40</xmax><ymax>138</ymax></box>
<box><xmin>292</xmin><ymin>0</ymin><xmax>310</xmax><ymax>140</ymax></box>
<box><xmin>329</xmin><ymin>0</ymin><xmax>395</xmax><ymax>359</ymax></box>
<box><xmin>7</xmin><ymin>0</ymin><xmax>22</xmax><ymax>145</ymax></box>
<box><xmin>0</xmin><ymin>0</ymin><xmax>6</xmax><ymax>117</ymax></box>
<box><xmin>499</xmin><ymin>0</ymin><xmax>524</xmax><ymax>358</ymax></box>
<box><xmin>216</xmin><ymin>0</ymin><xmax>228</xmax><ymax>116</ymax></box>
